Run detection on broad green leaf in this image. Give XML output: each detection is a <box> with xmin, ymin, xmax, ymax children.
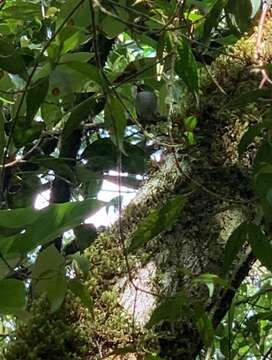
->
<box><xmin>101</xmin><ymin>8</ymin><xmax>129</xmax><ymax>38</ymax></box>
<box><xmin>238</xmin><ymin>124</ymin><xmax>263</xmax><ymax>155</ymax></box>
<box><xmin>62</xmin><ymin>96</ymin><xmax>104</xmax><ymax>141</ymax></box>
<box><xmin>41</xmin><ymin>102</ymin><xmax>62</xmax><ymax>128</ymax></box>
<box><xmin>59</xmin><ymin>52</ymin><xmax>94</xmax><ymax>63</ymax></box>
<box><xmin>26</xmin><ymin>77</ymin><xmax>49</xmax><ymax>121</ymax></box>
<box><xmin>68</xmin><ymin>279</ymin><xmax>93</xmax><ymax>314</ymax></box>
<box><xmin>76</xmin><ymin>165</ymin><xmax>103</xmax><ymax>198</ymax></box>
<box><xmin>184</xmin><ymin>116</ymin><xmax>198</xmax><ymax>132</ymax></box>
<box><xmin>224</xmin><ymin>223</ymin><xmax>272</xmax><ymax>273</ymax></box>
<box><xmin>129</xmin><ymin>195</ymin><xmax>185</xmax><ymax>253</ymax></box>
<box><xmin>0</xmin><ymin>206</ymin><xmax>39</xmax><ymax>228</ymax></box>
<box><xmin>254</xmin><ymin>170</ymin><xmax>272</xmax><ymax>197</ymax></box>
<box><xmin>63</xmin><ymin>61</ymin><xmax>101</xmax><ymax>85</ymax></box>
<box><xmin>226</xmin><ymin>88</ymin><xmax>272</xmax><ymax>109</ymax></box>
<box><xmin>73</xmin><ymin>254</ymin><xmax>90</xmax><ymax>276</ymax></box>
<box><xmin>105</xmin><ymin>94</ymin><xmax>127</xmax><ymax>152</ymax></box>
<box><xmin>0</xmin><ymin>254</ymin><xmax>21</xmax><ymax>279</ymax></box>
<box><xmin>57</xmin><ymin>0</ymin><xmax>91</xmax><ymax>30</ymax></box>
<box><xmin>49</xmin><ymin>65</ymin><xmax>87</xmax><ymax>95</ymax></box>
<box><xmin>146</xmin><ymin>292</ymin><xmax>188</xmax><ymax>328</ymax></box>
<box><xmin>63</xmin><ymin>224</ymin><xmax>98</xmax><ymax>254</ymax></box>
<box><xmin>32</xmin><ymin>245</ymin><xmax>67</xmax><ymax>312</ymax></box>
<box><xmin>251</xmin><ymin>0</ymin><xmax>262</xmax><ymax>18</ymax></box>
<box><xmin>266</xmin><ymin>189</ymin><xmax>272</xmax><ymax>207</ymax></box>
<box><xmin>0</xmin><ymin>279</ymin><xmax>26</xmax><ymax>315</ymax></box>
<box><xmin>61</xmin><ymin>31</ymin><xmax>86</xmax><ymax>54</ymax></box>
<box><xmin>31</xmin><ymin>156</ymin><xmax>76</xmax><ymax>183</ymax></box>
<box><xmin>193</xmin><ymin>306</ymin><xmax>214</xmax><ymax>347</ymax></box>
<box><xmin>227</xmin><ymin>0</ymin><xmax>252</xmax><ymax>32</ymax></box>
<box><xmin>0</xmin><ymin>38</ymin><xmax>27</xmax><ymax>78</ymax></box>
<box><xmin>175</xmin><ymin>38</ymin><xmax>198</xmax><ymax>94</ymax></box>
<box><xmin>192</xmin><ymin>273</ymin><xmax>228</xmax><ymax>297</ymax></box>
<box><xmin>13</xmin><ymin>120</ymin><xmax>44</xmax><ymax>148</ymax></box>
<box><xmin>145</xmin><ymin>355</ymin><xmax>163</xmax><ymax>360</ymax></box>
<box><xmin>0</xmin><ymin>109</ymin><xmax>5</xmax><ymax>161</ymax></box>
<box><xmin>203</xmin><ymin>0</ymin><xmax>228</xmax><ymax>40</ymax></box>
<box><xmin>82</xmin><ymin>139</ymin><xmax>148</xmax><ymax>174</ymax></box>
<box><xmin>8</xmin><ymin>199</ymin><xmax>102</xmax><ymax>254</ymax></box>
<box><xmin>1</xmin><ymin>2</ymin><xmax>40</xmax><ymax>20</ymax></box>
<box><xmin>247</xmin><ymin>223</ymin><xmax>272</xmax><ymax>272</ymax></box>
<box><xmin>254</xmin><ymin>142</ymin><xmax>272</xmax><ymax>172</ymax></box>
<box><xmin>81</xmin><ymin>139</ymin><xmax>116</xmax><ymax>171</ymax></box>
<box><xmin>223</xmin><ymin>223</ymin><xmax>248</xmax><ymax>274</ymax></box>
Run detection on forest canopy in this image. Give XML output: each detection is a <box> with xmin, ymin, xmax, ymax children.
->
<box><xmin>0</xmin><ymin>0</ymin><xmax>272</xmax><ymax>359</ymax></box>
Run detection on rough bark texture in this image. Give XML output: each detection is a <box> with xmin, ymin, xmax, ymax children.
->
<box><xmin>5</xmin><ymin>16</ymin><xmax>272</xmax><ymax>360</ymax></box>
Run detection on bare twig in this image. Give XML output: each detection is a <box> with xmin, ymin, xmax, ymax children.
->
<box><xmin>255</xmin><ymin>0</ymin><xmax>272</xmax><ymax>88</ymax></box>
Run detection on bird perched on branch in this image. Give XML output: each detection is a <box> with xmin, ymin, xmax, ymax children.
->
<box><xmin>135</xmin><ymin>84</ymin><xmax>165</xmax><ymax>126</ymax></box>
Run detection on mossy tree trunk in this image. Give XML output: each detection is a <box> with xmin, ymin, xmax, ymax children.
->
<box><xmin>5</xmin><ymin>17</ymin><xmax>272</xmax><ymax>360</ymax></box>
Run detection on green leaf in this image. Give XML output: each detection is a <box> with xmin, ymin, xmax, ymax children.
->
<box><xmin>193</xmin><ymin>306</ymin><xmax>214</xmax><ymax>347</ymax></box>
<box><xmin>31</xmin><ymin>156</ymin><xmax>76</xmax><ymax>183</ymax></box>
<box><xmin>57</xmin><ymin>0</ymin><xmax>91</xmax><ymax>30</ymax></box>
<box><xmin>175</xmin><ymin>39</ymin><xmax>198</xmax><ymax>94</ymax></box>
<box><xmin>32</xmin><ymin>245</ymin><xmax>67</xmax><ymax>312</ymax></box>
<box><xmin>184</xmin><ymin>116</ymin><xmax>198</xmax><ymax>132</ymax></box>
<box><xmin>254</xmin><ymin>142</ymin><xmax>272</xmax><ymax>172</ymax></box>
<box><xmin>41</xmin><ymin>102</ymin><xmax>62</xmax><ymax>128</ymax></box>
<box><xmin>192</xmin><ymin>273</ymin><xmax>228</xmax><ymax>297</ymax></box>
<box><xmin>145</xmin><ymin>355</ymin><xmax>163</xmax><ymax>360</ymax></box>
<box><xmin>0</xmin><ymin>254</ymin><xmax>21</xmax><ymax>279</ymax></box>
<box><xmin>105</xmin><ymin>94</ymin><xmax>127</xmax><ymax>153</ymax></box>
<box><xmin>70</xmin><ymin>229</ymin><xmax>100</xmax><ymax>256</ymax></box>
<box><xmin>82</xmin><ymin>138</ymin><xmax>116</xmax><ymax>171</ymax></box>
<box><xmin>76</xmin><ymin>165</ymin><xmax>103</xmax><ymax>198</ymax></box>
<box><xmin>223</xmin><ymin>223</ymin><xmax>248</xmax><ymax>274</ymax></box>
<box><xmin>0</xmin><ymin>206</ymin><xmax>40</xmax><ymax>229</ymax></box>
<box><xmin>238</xmin><ymin>124</ymin><xmax>263</xmax><ymax>155</ymax></box>
<box><xmin>61</xmin><ymin>31</ymin><xmax>86</xmax><ymax>55</ymax></box>
<box><xmin>0</xmin><ymin>38</ymin><xmax>27</xmax><ymax>78</ymax></box>
<box><xmin>59</xmin><ymin>52</ymin><xmax>94</xmax><ymax>63</ymax></box>
<box><xmin>227</xmin><ymin>0</ymin><xmax>252</xmax><ymax>32</ymax></box>
<box><xmin>0</xmin><ymin>279</ymin><xmax>26</xmax><ymax>315</ymax></box>
<box><xmin>68</xmin><ymin>279</ymin><xmax>93</xmax><ymax>314</ymax></box>
<box><xmin>247</xmin><ymin>223</ymin><xmax>272</xmax><ymax>272</ymax></box>
<box><xmin>83</xmin><ymin>139</ymin><xmax>148</xmax><ymax>174</ymax></box>
<box><xmin>101</xmin><ymin>9</ymin><xmax>128</xmax><ymax>38</ymax></box>
<box><xmin>146</xmin><ymin>292</ymin><xmax>188</xmax><ymax>328</ymax></box>
<box><xmin>26</xmin><ymin>77</ymin><xmax>49</xmax><ymax>121</ymax></box>
<box><xmin>0</xmin><ymin>109</ymin><xmax>5</xmax><ymax>162</ymax></box>
<box><xmin>226</xmin><ymin>88</ymin><xmax>272</xmax><ymax>109</ymax></box>
<box><xmin>203</xmin><ymin>0</ymin><xmax>228</xmax><ymax>40</ymax></box>
<box><xmin>254</xmin><ymin>170</ymin><xmax>272</xmax><ymax>198</ymax></box>
<box><xmin>224</xmin><ymin>223</ymin><xmax>272</xmax><ymax>274</ymax></box>
<box><xmin>129</xmin><ymin>195</ymin><xmax>185</xmax><ymax>253</ymax></box>
<box><xmin>251</xmin><ymin>0</ymin><xmax>262</xmax><ymax>18</ymax></box>
<box><xmin>8</xmin><ymin>200</ymin><xmax>102</xmax><ymax>254</ymax></box>
<box><xmin>72</xmin><ymin>254</ymin><xmax>90</xmax><ymax>276</ymax></box>
<box><xmin>63</xmin><ymin>61</ymin><xmax>101</xmax><ymax>85</ymax></box>
<box><xmin>62</xmin><ymin>96</ymin><xmax>104</xmax><ymax>141</ymax></box>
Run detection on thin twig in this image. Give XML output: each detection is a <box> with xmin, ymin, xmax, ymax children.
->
<box><xmin>255</xmin><ymin>1</ymin><xmax>272</xmax><ymax>88</ymax></box>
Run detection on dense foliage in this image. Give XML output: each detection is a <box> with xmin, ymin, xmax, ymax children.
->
<box><xmin>0</xmin><ymin>0</ymin><xmax>272</xmax><ymax>359</ymax></box>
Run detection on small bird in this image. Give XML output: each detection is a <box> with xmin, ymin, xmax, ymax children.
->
<box><xmin>135</xmin><ymin>84</ymin><xmax>160</xmax><ymax>126</ymax></box>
